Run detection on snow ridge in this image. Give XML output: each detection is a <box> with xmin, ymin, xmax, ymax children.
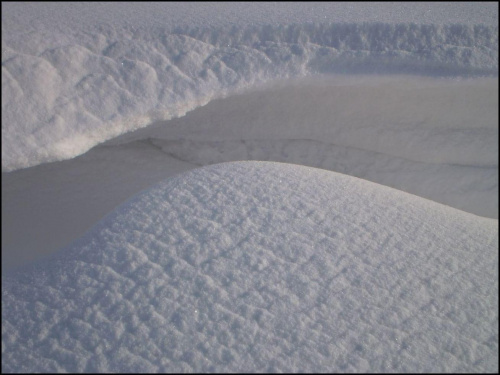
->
<box><xmin>2</xmin><ymin>22</ymin><xmax>498</xmax><ymax>172</ymax></box>
<box><xmin>2</xmin><ymin>162</ymin><xmax>498</xmax><ymax>372</ymax></box>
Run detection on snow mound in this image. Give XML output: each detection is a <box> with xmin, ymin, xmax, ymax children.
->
<box><xmin>2</xmin><ymin>161</ymin><xmax>498</xmax><ymax>372</ymax></box>
<box><xmin>2</xmin><ymin>22</ymin><xmax>498</xmax><ymax>172</ymax></box>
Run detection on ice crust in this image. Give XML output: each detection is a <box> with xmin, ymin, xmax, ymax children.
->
<box><xmin>2</xmin><ymin>21</ymin><xmax>498</xmax><ymax>172</ymax></box>
<box><xmin>2</xmin><ymin>161</ymin><xmax>498</xmax><ymax>372</ymax></box>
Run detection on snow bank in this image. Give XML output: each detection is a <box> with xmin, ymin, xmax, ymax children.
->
<box><xmin>2</xmin><ymin>162</ymin><xmax>498</xmax><ymax>372</ymax></box>
<box><xmin>2</xmin><ymin>21</ymin><xmax>498</xmax><ymax>171</ymax></box>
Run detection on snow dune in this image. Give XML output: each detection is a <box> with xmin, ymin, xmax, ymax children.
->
<box><xmin>2</xmin><ymin>2</ymin><xmax>498</xmax><ymax>248</ymax></box>
<box><xmin>2</xmin><ymin>3</ymin><xmax>499</xmax><ymax>372</ymax></box>
<box><xmin>2</xmin><ymin>161</ymin><xmax>498</xmax><ymax>373</ymax></box>
<box><xmin>2</xmin><ymin>74</ymin><xmax>498</xmax><ymax>270</ymax></box>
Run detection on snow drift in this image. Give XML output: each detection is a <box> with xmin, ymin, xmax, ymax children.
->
<box><xmin>2</xmin><ymin>3</ymin><xmax>498</xmax><ymax>373</ymax></box>
<box><xmin>2</xmin><ymin>162</ymin><xmax>498</xmax><ymax>373</ymax></box>
<box><xmin>2</xmin><ymin>22</ymin><xmax>498</xmax><ymax>172</ymax></box>
<box><xmin>3</xmin><ymin>73</ymin><xmax>497</xmax><ymax>271</ymax></box>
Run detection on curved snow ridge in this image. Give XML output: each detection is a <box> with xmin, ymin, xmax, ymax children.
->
<box><xmin>2</xmin><ymin>22</ymin><xmax>498</xmax><ymax>172</ymax></box>
<box><xmin>133</xmin><ymin>136</ymin><xmax>498</xmax><ymax>218</ymax></box>
<box><xmin>2</xmin><ymin>161</ymin><xmax>498</xmax><ymax>373</ymax></box>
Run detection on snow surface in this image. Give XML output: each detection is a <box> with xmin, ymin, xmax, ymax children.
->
<box><xmin>2</xmin><ymin>161</ymin><xmax>498</xmax><ymax>373</ymax></box>
<box><xmin>2</xmin><ymin>4</ymin><xmax>498</xmax><ymax>172</ymax></box>
<box><xmin>2</xmin><ymin>74</ymin><xmax>498</xmax><ymax>271</ymax></box>
<box><xmin>2</xmin><ymin>2</ymin><xmax>498</xmax><ymax>271</ymax></box>
<box><xmin>2</xmin><ymin>3</ymin><xmax>499</xmax><ymax>372</ymax></box>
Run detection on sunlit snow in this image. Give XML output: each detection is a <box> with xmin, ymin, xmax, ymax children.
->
<box><xmin>3</xmin><ymin>161</ymin><xmax>498</xmax><ymax>372</ymax></box>
<box><xmin>2</xmin><ymin>2</ymin><xmax>498</xmax><ymax>373</ymax></box>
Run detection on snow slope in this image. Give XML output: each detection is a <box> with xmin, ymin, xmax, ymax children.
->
<box><xmin>2</xmin><ymin>161</ymin><xmax>498</xmax><ymax>373</ymax></box>
<box><xmin>2</xmin><ymin>3</ymin><xmax>499</xmax><ymax>371</ymax></box>
<box><xmin>2</xmin><ymin>74</ymin><xmax>498</xmax><ymax>271</ymax></box>
<box><xmin>2</xmin><ymin>5</ymin><xmax>498</xmax><ymax>172</ymax></box>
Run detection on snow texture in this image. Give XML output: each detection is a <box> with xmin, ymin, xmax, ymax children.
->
<box><xmin>2</xmin><ymin>3</ymin><xmax>499</xmax><ymax>372</ymax></box>
<box><xmin>2</xmin><ymin>5</ymin><xmax>498</xmax><ymax>172</ymax></box>
<box><xmin>2</xmin><ymin>161</ymin><xmax>498</xmax><ymax>373</ymax></box>
<box><xmin>2</xmin><ymin>73</ymin><xmax>498</xmax><ymax>271</ymax></box>
<box><xmin>2</xmin><ymin>4</ymin><xmax>498</xmax><ymax>272</ymax></box>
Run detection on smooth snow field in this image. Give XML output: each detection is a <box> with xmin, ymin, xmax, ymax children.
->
<box><xmin>2</xmin><ymin>2</ymin><xmax>499</xmax><ymax>373</ymax></box>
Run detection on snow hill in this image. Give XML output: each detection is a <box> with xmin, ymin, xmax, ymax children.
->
<box><xmin>2</xmin><ymin>161</ymin><xmax>498</xmax><ymax>373</ymax></box>
<box><xmin>2</xmin><ymin>3</ymin><xmax>498</xmax><ymax>272</ymax></box>
<box><xmin>2</xmin><ymin>3</ymin><xmax>499</xmax><ymax>372</ymax></box>
<box><xmin>2</xmin><ymin>73</ymin><xmax>498</xmax><ymax>271</ymax></box>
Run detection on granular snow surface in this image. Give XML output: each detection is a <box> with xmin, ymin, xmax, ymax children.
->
<box><xmin>2</xmin><ymin>3</ymin><xmax>499</xmax><ymax>373</ymax></box>
<box><xmin>2</xmin><ymin>3</ymin><xmax>498</xmax><ymax>271</ymax></box>
<box><xmin>2</xmin><ymin>161</ymin><xmax>498</xmax><ymax>373</ymax></box>
<box><xmin>2</xmin><ymin>4</ymin><xmax>498</xmax><ymax>172</ymax></box>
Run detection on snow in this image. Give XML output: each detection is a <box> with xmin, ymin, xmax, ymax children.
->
<box><xmin>2</xmin><ymin>74</ymin><xmax>498</xmax><ymax>271</ymax></box>
<box><xmin>3</xmin><ymin>161</ymin><xmax>498</xmax><ymax>373</ymax></box>
<box><xmin>2</xmin><ymin>5</ymin><xmax>498</xmax><ymax>172</ymax></box>
<box><xmin>2</xmin><ymin>2</ymin><xmax>499</xmax><ymax>373</ymax></box>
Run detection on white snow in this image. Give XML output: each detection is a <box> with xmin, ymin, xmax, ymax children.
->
<box><xmin>2</xmin><ymin>161</ymin><xmax>498</xmax><ymax>372</ymax></box>
<box><xmin>2</xmin><ymin>73</ymin><xmax>498</xmax><ymax>271</ymax></box>
<box><xmin>2</xmin><ymin>4</ymin><xmax>498</xmax><ymax>172</ymax></box>
<box><xmin>2</xmin><ymin>2</ymin><xmax>499</xmax><ymax>373</ymax></box>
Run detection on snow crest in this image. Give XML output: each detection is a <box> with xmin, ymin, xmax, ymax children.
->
<box><xmin>2</xmin><ymin>22</ymin><xmax>498</xmax><ymax>171</ymax></box>
<box><xmin>2</xmin><ymin>162</ymin><xmax>498</xmax><ymax>372</ymax></box>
